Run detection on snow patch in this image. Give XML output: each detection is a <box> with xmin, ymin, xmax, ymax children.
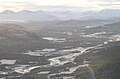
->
<box><xmin>0</xmin><ymin>59</ymin><xmax>16</xmax><ymax>65</ymax></box>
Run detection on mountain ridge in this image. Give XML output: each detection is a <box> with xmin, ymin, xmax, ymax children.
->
<box><xmin>0</xmin><ymin>9</ymin><xmax>120</xmax><ymax>21</ymax></box>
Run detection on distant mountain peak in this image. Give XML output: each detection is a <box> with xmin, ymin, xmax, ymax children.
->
<box><xmin>100</xmin><ymin>9</ymin><xmax>120</xmax><ymax>13</ymax></box>
<box><xmin>18</xmin><ymin>10</ymin><xmax>33</xmax><ymax>13</ymax></box>
<box><xmin>2</xmin><ymin>10</ymin><xmax>14</xmax><ymax>14</ymax></box>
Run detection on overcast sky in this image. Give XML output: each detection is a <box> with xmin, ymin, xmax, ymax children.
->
<box><xmin>0</xmin><ymin>0</ymin><xmax>120</xmax><ymax>12</ymax></box>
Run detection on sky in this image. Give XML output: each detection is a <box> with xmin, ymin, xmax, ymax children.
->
<box><xmin>0</xmin><ymin>0</ymin><xmax>120</xmax><ymax>12</ymax></box>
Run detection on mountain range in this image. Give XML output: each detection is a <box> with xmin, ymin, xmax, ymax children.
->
<box><xmin>0</xmin><ymin>9</ymin><xmax>120</xmax><ymax>21</ymax></box>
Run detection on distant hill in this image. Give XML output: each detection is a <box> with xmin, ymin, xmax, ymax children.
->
<box><xmin>0</xmin><ymin>23</ymin><xmax>50</xmax><ymax>53</ymax></box>
<box><xmin>85</xmin><ymin>9</ymin><xmax>120</xmax><ymax>20</ymax></box>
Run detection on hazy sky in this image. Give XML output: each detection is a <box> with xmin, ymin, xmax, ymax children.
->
<box><xmin>0</xmin><ymin>0</ymin><xmax>120</xmax><ymax>12</ymax></box>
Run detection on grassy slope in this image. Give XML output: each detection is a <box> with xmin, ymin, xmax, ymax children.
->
<box><xmin>75</xmin><ymin>42</ymin><xmax>120</xmax><ymax>79</ymax></box>
<box><xmin>0</xmin><ymin>23</ymin><xmax>53</xmax><ymax>53</ymax></box>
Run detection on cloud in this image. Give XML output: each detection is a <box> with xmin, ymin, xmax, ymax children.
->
<box><xmin>0</xmin><ymin>0</ymin><xmax>120</xmax><ymax>12</ymax></box>
<box><xmin>99</xmin><ymin>3</ymin><xmax>120</xmax><ymax>6</ymax></box>
<box><xmin>88</xmin><ymin>0</ymin><xmax>120</xmax><ymax>2</ymax></box>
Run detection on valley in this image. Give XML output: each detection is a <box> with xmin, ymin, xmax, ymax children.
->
<box><xmin>0</xmin><ymin>20</ymin><xmax>120</xmax><ymax>79</ymax></box>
